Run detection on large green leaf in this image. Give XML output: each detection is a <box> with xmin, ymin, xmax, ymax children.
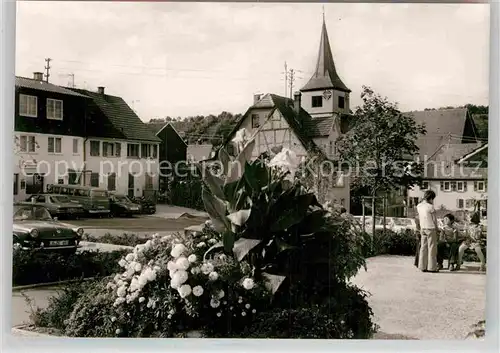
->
<box><xmin>201</xmin><ymin>166</ymin><xmax>226</xmax><ymax>200</ymax></box>
<box><xmin>202</xmin><ymin>188</ymin><xmax>229</xmax><ymax>232</ymax></box>
<box><xmin>222</xmin><ymin>231</ymin><xmax>235</xmax><ymax>253</ymax></box>
<box><xmin>227</xmin><ymin>209</ymin><xmax>251</xmax><ymax>227</ymax></box>
<box><xmin>262</xmin><ymin>272</ymin><xmax>286</xmax><ymax>295</ymax></box>
<box><xmin>218</xmin><ymin>148</ymin><xmax>231</xmax><ymax>175</ymax></box>
<box><xmin>275</xmin><ymin>238</ymin><xmax>296</xmax><ymax>253</ymax></box>
<box><xmin>232</xmin><ymin>237</ymin><xmax>262</xmax><ymax>261</ymax></box>
<box><xmin>225</xmin><ymin>139</ymin><xmax>256</xmax><ymax>185</ymax></box>
<box><xmin>270</xmin><ymin>193</ymin><xmax>316</xmax><ymax>232</ymax></box>
<box><xmin>244</xmin><ymin>161</ymin><xmax>269</xmax><ymax>192</ymax></box>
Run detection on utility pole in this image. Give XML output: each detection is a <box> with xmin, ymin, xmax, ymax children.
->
<box><xmin>68</xmin><ymin>73</ymin><xmax>75</xmax><ymax>88</ymax></box>
<box><xmin>288</xmin><ymin>69</ymin><xmax>295</xmax><ymax>99</ymax></box>
<box><xmin>44</xmin><ymin>58</ymin><xmax>52</xmax><ymax>83</ymax></box>
<box><xmin>284</xmin><ymin>61</ymin><xmax>288</xmax><ymax>97</ymax></box>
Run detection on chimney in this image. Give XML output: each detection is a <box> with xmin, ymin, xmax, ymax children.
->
<box><xmin>253</xmin><ymin>93</ymin><xmax>262</xmax><ymax>105</ymax></box>
<box><xmin>293</xmin><ymin>91</ymin><xmax>301</xmax><ymax>115</ymax></box>
<box><xmin>97</xmin><ymin>86</ymin><xmax>105</xmax><ymax>95</ymax></box>
<box><xmin>33</xmin><ymin>72</ymin><xmax>44</xmax><ymax>81</ymax></box>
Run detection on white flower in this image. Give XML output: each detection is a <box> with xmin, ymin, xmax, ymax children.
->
<box><xmin>241</xmin><ymin>311</ymin><xmax>246</xmax><ymax>317</ymax></box>
<box><xmin>216</xmin><ymin>290</ymin><xmax>225</xmax><ymax>299</ymax></box>
<box><xmin>242</xmin><ymin>278</ymin><xmax>255</xmax><ymax>290</ymax></box>
<box><xmin>118</xmin><ymin>259</ymin><xmax>127</xmax><ymax>268</ymax></box>
<box><xmin>191</xmin><ymin>267</ymin><xmax>201</xmax><ymax>275</ymax></box>
<box><xmin>210</xmin><ymin>298</ymin><xmax>220</xmax><ymax>308</ymax></box>
<box><xmin>208</xmin><ymin>239</ymin><xmax>218</xmax><ymax>245</ymax></box>
<box><xmin>192</xmin><ymin>285</ymin><xmax>204</xmax><ymax>297</ymax></box>
<box><xmin>169</xmin><ymin>309</ymin><xmax>175</xmax><ymax>315</ymax></box>
<box><xmin>111</xmin><ymin>316</ymin><xmax>117</xmax><ymax>322</ymax></box>
<box><xmin>178</xmin><ymin>284</ymin><xmax>192</xmax><ymax>298</ymax></box>
<box><xmin>138</xmin><ymin>274</ymin><xmax>148</xmax><ymax>287</ymax></box>
<box><xmin>252</xmin><ymin>309</ymin><xmax>256</xmax><ymax>314</ymax></box>
<box><xmin>167</xmin><ymin>314</ymin><xmax>172</xmax><ymax>319</ymax></box>
<box><xmin>117</xmin><ymin>286</ymin><xmax>127</xmax><ymax>297</ymax></box>
<box><xmin>245</xmin><ymin>303</ymin><xmax>251</xmax><ymax>309</ymax></box>
<box><xmin>125</xmin><ymin>253</ymin><xmax>134</xmax><ymax>262</ymax></box>
<box><xmin>161</xmin><ymin>234</ymin><xmax>172</xmax><ymax>242</ymax></box>
<box><xmin>153</xmin><ymin>265</ymin><xmax>161</xmax><ymax>272</ymax></box>
<box><xmin>145</xmin><ymin>268</ymin><xmax>157</xmax><ymax>281</ymax></box>
<box><xmin>170</xmin><ymin>270</ymin><xmax>188</xmax><ymax>289</ymax></box>
<box><xmin>205</xmin><ymin>220</ymin><xmax>212</xmax><ymax>227</ymax></box>
<box><xmin>167</xmin><ymin>261</ymin><xmax>178</xmax><ymax>273</ymax></box>
<box><xmin>238</xmin><ymin>298</ymin><xmax>243</xmax><ymax>304</ymax></box>
<box><xmin>144</xmin><ymin>239</ymin><xmax>153</xmax><ymax>250</ymax></box>
<box><xmin>187</xmin><ymin>254</ymin><xmax>197</xmax><ymax>263</ymax></box>
<box><xmin>208</xmin><ymin>271</ymin><xmax>219</xmax><ymax>281</ymax></box>
<box><xmin>115</xmin><ymin>329</ymin><xmax>121</xmax><ymax>335</ymax></box>
<box><xmin>268</xmin><ymin>148</ymin><xmax>300</xmax><ymax>178</ymax></box>
<box><xmin>196</xmin><ymin>242</ymin><xmax>207</xmax><ymax>248</ymax></box>
<box><xmin>216</xmin><ymin>312</ymin><xmax>222</xmax><ymax>317</ymax></box>
<box><xmin>134</xmin><ymin>262</ymin><xmax>142</xmax><ymax>273</ymax></box>
<box><xmin>171</xmin><ymin>244</ymin><xmax>187</xmax><ymax>258</ymax></box>
<box><xmin>114</xmin><ymin>297</ymin><xmax>125</xmax><ymax>306</ymax></box>
<box><xmin>114</xmin><ymin>274</ymin><xmax>121</xmax><ymax>282</ymax></box>
<box><xmin>201</xmin><ymin>262</ymin><xmax>214</xmax><ymax>275</ymax></box>
<box><xmin>218</xmin><ymin>254</ymin><xmax>227</xmax><ymax>261</ymax></box>
<box><xmin>192</xmin><ymin>232</ymin><xmax>199</xmax><ymax>237</ymax></box>
<box><xmin>175</xmin><ymin>256</ymin><xmax>190</xmax><ymax>271</ymax></box>
<box><xmin>139</xmin><ymin>297</ymin><xmax>145</xmax><ymax>303</ymax></box>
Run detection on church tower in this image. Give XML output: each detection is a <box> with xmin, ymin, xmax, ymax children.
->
<box><xmin>300</xmin><ymin>15</ymin><xmax>350</xmax><ymax>117</ymax></box>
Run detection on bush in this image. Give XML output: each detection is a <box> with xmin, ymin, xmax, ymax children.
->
<box><xmin>84</xmin><ymin>233</ymin><xmax>148</xmax><ymax>247</ymax></box>
<box><xmin>12</xmin><ymin>249</ymin><xmax>127</xmax><ymax>286</ymax></box>
<box><xmin>168</xmin><ymin>176</ymin><xmax>204</xmax><ymax>211</ymax></box>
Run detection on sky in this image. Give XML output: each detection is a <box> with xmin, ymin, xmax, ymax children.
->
<box><xmin>15</xmin><ymin>2</ymin><xmax>490</xmax><ymax>121</ymax></box>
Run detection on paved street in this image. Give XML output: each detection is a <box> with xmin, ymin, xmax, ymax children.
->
<box><xmin>351</xmin><ymin>256</ymin><xmax>486</xmax><ymax>340</ymax></box>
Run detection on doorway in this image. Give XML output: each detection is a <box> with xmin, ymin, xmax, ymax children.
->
<box><xmin>128</xmin><ymin>173</ymin><xmax>135</xmax><ymax>198</ymax></box>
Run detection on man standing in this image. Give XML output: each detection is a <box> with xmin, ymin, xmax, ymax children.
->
<box><xmin>416</xmin><ymin>190</ymin><xmax>440</xmax><ymax>272</ymax></box>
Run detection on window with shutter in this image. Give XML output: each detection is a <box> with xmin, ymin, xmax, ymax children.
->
<box><xmin>440</xmin><ymin>181</ymin><xmax>444</xmax><ymax>191</ymax></box>
<box><xmin>451</xmin><ymin>181</ymin><xmax>457</xmax><ymax>191</ymax></box>
<box><xmin>115</xmin><ymin>143</ymin><xmax>121</xmax><ymax>157</ymax></box>
<box><xmin>90</xmin><ymin>173</ymin><xmax>100</xmax><ymax>187</ymax></box>
<box><xmin>474</xmin><ymin>181</ymin><xmax>478</xmax><ymax>191</ymax></box>
<box><xmin>457</xmin><ymin>199</ymin><xmax>464</xmax><ymax>209</ymax></box>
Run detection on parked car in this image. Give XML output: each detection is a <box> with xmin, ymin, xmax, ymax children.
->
<box><xmin>13</xmin><ymin>204</ymin><xmax>84</xmax><ymax>254</ymax></box>
<box><xmin>108</xmin><ymin>194</ymin><xmax>142</xmax><ymax>217</ymax></box>
<box><xmin>47</xmin><ymin>184</ymin><xmax>111</xmax><ymax>217</ymax></box>
<box><xmin>391</xmin><ymin>218</ymin><xmax>417</xmax><ymax>233</ymax></box>
<box><xmin>131</xmin><ymin>196</ymin><xmax>156</xmax><ymax>215</ymax></box>
<box><xmin>24</xmin><ymin>194</ymin><xmax>85</xmax><ymax>219</ymax></box>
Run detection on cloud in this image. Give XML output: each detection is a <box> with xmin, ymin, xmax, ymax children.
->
<box><xmin>15</xmin><ymin>2</ymin><xmax>489</xmax><ymax>119</ymax></box>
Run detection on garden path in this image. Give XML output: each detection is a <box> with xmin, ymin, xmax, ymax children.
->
<box><xmin>351</xmin><ymin>255</ymin><xmax>486</xmax><ymax>339</ymax></box>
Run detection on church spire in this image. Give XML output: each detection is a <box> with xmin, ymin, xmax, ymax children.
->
<box><xmin>301</xmin><ymin>14</ymin><xmax>350</xmax><ymax>93</ymax></box>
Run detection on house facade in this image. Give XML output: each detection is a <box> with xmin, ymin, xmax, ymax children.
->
<box><xmin>407</xmin><ymin>142</ymin><xmax>487</xmax><ymax>216</ymax></box>
<box><xmin>220</xmin><ymin>17</ymin><xmax>352</xmax><ymax>209</ymax></box>
<box><xmin>13</xmin><ymin>73</ymin><xmax>90</xmax><ymax>201</ymax></box>
<box><xmin>13</xmin><ymin>74</ymin><xmax>161</xmax><ymax>201</ymax></box>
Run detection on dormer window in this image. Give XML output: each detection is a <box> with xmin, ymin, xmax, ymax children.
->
<box><xmin>19</xmin><ymin>94</ymin><xmax>37</xmax><ymax>117</ymax></box>
<box><xmin>251</xmin><ymin>114</ymin><xmax>260</xmax><ymax>128</ymax></box>
<box><xmin>338</xmin><ymin>96</ymin><xmax>345</xmax><ymax>109</ymax></box>
<box><xmin>47</xmin><ymin>99</ymin><xmax>63</xmax><ymax>120</ymax></box>
<box><xmin>312</xmin><ymin>96</ymin><xmax>323</xmax><ymax>108</ymax></box>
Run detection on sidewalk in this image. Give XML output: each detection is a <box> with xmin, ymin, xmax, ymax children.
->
<box><xmin>351</xmin><ymin>256</ymin><xmax>486</xmax><ymax>339</ymax></box>
<box><xmin>151</xmin><ymin>204</ymin><xmax>208</xmax><ymax>219</ymax></box>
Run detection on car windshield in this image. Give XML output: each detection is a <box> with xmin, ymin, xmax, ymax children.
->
<box><xmin>51</xmin><ymin>196</ymin><xmax>72</xmax><ymax>203</ymax></box>
<box><xmin>393</xmin><ymin>218</ymin><xmax>413</xmax><ymax>226</ymax></box>
<box><xmin>13</xmin><ymin>205</ymin><xmax>53</xmax><ymax>221</ymax></box>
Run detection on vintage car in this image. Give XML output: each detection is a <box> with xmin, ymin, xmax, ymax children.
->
<box><xmin>25</xmin><ymin>194</ymin><xmax>86</xmax><ymax>219</ymax></box>
<box><xmin>108</xmin><ymin>194</ymin><xmax>142</xmax><ymax>217</ymax></box>
<box><xmin>131</xmin><ymin>196</ymin><xmax>156</xmax><ymax>215</ymax></box>
<box><xmin>13</xmin><ymin>204</ymin><xmax>84</xmax><ymax>253</ymax></box>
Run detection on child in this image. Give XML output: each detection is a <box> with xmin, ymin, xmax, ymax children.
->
<box><xmin>456</xmin><ymin>212</ymin><xmax>486</xmax><ymax>272</ymax></box>
<box><xmin>437</xmin><ymin>214</ymin><xmax>459</xmax><ymax>270</ymax></box>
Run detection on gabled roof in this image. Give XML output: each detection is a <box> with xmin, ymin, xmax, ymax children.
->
<box><xmin>405</xmin><ymin>108</ymin><xmax>478</xmax><ymax>159</ymax></box>
<box><xmin>151</xmin><ymin>122</ymin><xmax>188</xmax><ymax>146</ymax></box>
<box><xmin>69</xmin><ymin>88</ymin><xmax>160</xmax><ymax>142</ymax></box>
<box><xmin>300</xmin><ymin>18</ymin><xmax>350</xmax><ymax>93</ymax></box>
<box><xmin>15</xmin><ymin>76</ymin><xmax>89</xmax><ymax>98</ymax></box>
<box><xmin>456</xmin><ymin>143</ymin><xmax>488</xmax><ymax>164</ymax></box>
<box><xmin>147</xmin><ymin>122</ymin><xmax>166</xmax><ymax>135</ymax></box>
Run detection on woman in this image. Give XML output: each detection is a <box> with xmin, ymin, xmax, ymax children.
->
<box><xmin>416</xmin><ymin>190</ymin><xmax>439</xmax><ymax>272</ymax></box>
<box><xmin>456</xmin><ymin>212</ymin><xmax>486</xmax><ymax>271</ymax></box>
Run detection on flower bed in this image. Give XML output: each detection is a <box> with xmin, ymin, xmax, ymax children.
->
<box><xmin>28</xmin><ymin>130</ymin><xmax>376</xmax><ymax>338</ymax></box>
<box><xmin>12</xmin><ymin>249</ymin><xmax>127</xmax><ymax>287</ymax></box>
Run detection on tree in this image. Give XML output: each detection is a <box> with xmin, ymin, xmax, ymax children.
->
<box><xmin>336</xmin><ymin>86</ymin><xmax>426</xmax><ymax>232</ymax></box>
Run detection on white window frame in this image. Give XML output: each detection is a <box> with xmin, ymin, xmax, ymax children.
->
<box><xmin>457</xmin><ymin>199</ymin><xmax>464</xmax><ymax>209</ymax></box>
<box><xmin>18</xmin><ymin>135</ymin><xmax>36</xmax><ymax>153</ymax></box>
<box><xmin>90</xmin><ymin>140</ymin><xmax>100</xmax><ymax>157</ymax></box>
<box><xmin>19</xmin><ymin>94</ymin><xmax>38</xmax><ymax>117</ymax></box>
<box><xmin>457</xmin><ymin>181</ymin><xmax>465</xmax><ymax>192</ymax></box>
<box><xmin>421</xmin><ymin>181</ymin><xmax>429</xmax><ymax>190</ymax></box>
<box><xmin>73</xmin><ymin>139</ymin><xmax>79</xmax><ymax>154</ymax></box>
<box><xmin>127</xmin><ymin>143</ymin><xmax>140</xmax><ymax>158</ymax></box>
<box><xmin>47</xmin><ymin>99</ymin><xmax>63</xmax><ymax>120</ymax></box>
<box><xmin>477</xmin><ymin>181</ymin><xmax>486</xmax><ymax>192</ymax></box>
<box><xmin>443</xmin><ymin>181</ymin><xmax>451</xmax><ymax>192</ymax></box>
<box><xmin>103</xmin><ymin>142</ymin><xmax>115</xmax><ymax>157</ymax></box>
<box><xmin>47</xmin><ymin>137</ymin><xmax>62</xmax><ymax>154</ymax></box>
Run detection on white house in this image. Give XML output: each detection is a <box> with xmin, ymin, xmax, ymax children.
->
<box><xmin>219</xmin><ymin>17</ymin><xmax>353</xmax><ymax>208</ymax></box>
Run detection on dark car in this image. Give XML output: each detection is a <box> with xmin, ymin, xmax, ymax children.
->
<box><xmin>13</xmin><ymin>204</ymin><xmax>84</xmax><ymax>254</ymax></box>
<box><xmin>109</xmin><ymin>194</ymin><xmax>142</xmax><ymax>217</ymax></box>
<box><xmin>25</xmin><ymin>194</ymin><xmax>86</xmax><ymax>219</ymax></box>
<box><xmin>131</xmin><ymin>196</ymin><xmax>156</xmax><ymax>215</ymax></box>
